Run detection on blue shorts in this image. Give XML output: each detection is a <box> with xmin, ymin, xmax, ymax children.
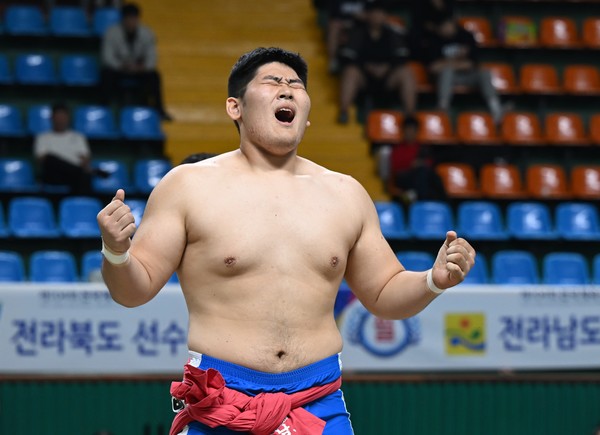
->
<box><xmin>175</xmin><ymin>352</ymin><xmax>354</xmax><ymax>434</ymax></box>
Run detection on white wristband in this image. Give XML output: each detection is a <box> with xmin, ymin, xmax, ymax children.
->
<box><xmin>427</xmin><ymin>269</ymin><xmax>445</xmax><ymax>294</ymax></box>
<box><xmin>101</xmin><ymin>241</ymin><xmax>130</xmax><ymax>265</ymax></box>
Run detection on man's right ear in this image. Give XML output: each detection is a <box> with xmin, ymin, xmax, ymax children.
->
<box><xmin>226</xmin><ymin>97</ymin><xmax>241</xmax><ymax>122</ymax></box>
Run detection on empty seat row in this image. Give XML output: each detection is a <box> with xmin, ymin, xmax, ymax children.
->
<box><xmin>0</xmin><ymin>196</ymin><xmax>147</xmax><ymax>238</ymax></box>
<box><xmin>0</xmin><ymin>104</ymin><xmax>165</xmax><ymax>140</ymax></box>
<box><xmin>376</xmin><ymin>200</ymin><xmax>600</xmax><ymax>241</ymax></box>
<box><xmin>0</xmin><ymin>54</ymin><xmax>99</xmax><ymax>86</ymax></box>
<box><xmin>2</xmin><ymin>5</ymin><xmax>119</xmax><ymax>37</ymax></box>
<box><xmin>437</xmin><ymin>163</ymin><xmax>600</xmax><ymax>200</ymax></box>
<box><xmin>368</xmin><ymin>110</ymin><xmax>600</xmax><ymax>146</ymax></box>
<box><xmin>0</xmin><ymin>158</ymin><xmax>170</xmax><ymax>195</ymax></box>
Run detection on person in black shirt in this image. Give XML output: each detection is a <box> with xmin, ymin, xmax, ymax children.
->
<box><xmin>337</xmin><ymin>1</ymin><xmax>416</xmax><ymax>124</ymax></box>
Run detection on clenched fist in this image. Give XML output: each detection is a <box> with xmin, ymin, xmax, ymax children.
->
<box><xmin>97</xmin><ymin>189</ymin><xmax>136</xmax><ymax>255</ymax></box>
<box><xmin>431</xmin><ymin>231</ymin><xmax>476</xmax><ymax>290</ymax></box>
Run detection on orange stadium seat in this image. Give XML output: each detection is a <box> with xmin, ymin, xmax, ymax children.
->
<box><xmin>571</xmin><ymin>165</ymin><xmax>600</xmax><ymax>199</ymax></box>
<box><xmin>590</xmin><ymin>114</ymin><xmax>600</xmax><ymax>145</ymax></box>
<box><xmin>482</xmin><ymin>62</ymin><xmax>520</xmax><ymax>94</ymax></box>
<box><xmin>540</xmin><ymin>17</ymin><xmax>580</xmax><ymax>48</ymax></box>
<box><xmin>480</xmin><ymin>163</ymin><xmax>527</xmax><ymax>199</ymax></box>
<box><xmin>366</xmin><ymin>110</ymin><xmax>403</xmax><ymax>145</ymax></box>
<box><xmin>457</xmin><ymin>112</ymin><xmax>501</xmax><ymax>145</ymax></box>
<box><xmin>459</xmin><ymin>17</ymin><xmax>497</xmax><ymax>46</ymax></box>
<box><xmin>526</xmin><ymin>164</ymin><xmax>570</xmax><ymax>199</ymax></box>
<box><xmin>436</xmin><ymin>163</ymin><xmax>481</xmax><ymax>198</ymax></box>
<box><xmin>501</xmin><ymin>112</ymin><xmax>543</xmax><ymax>145</ymax></box>
<box><xmin>407</xmin><ymin>61</ymin><xmax>432</xmax><ymax>92</ymax></box>
<box><xmin>583</xmin><ymin>18</ymin><xmax>600</xmax><ymax>48</ymax></box>
<box><xmin>563</xmin><ymin>65</ymin><xmax>600</xmax><ymax>95</ymax></box>
<box><xmin>520</xmin><ymin>64</ymin><xmax>562</xmax><ymax>94</ymax></box>
<box><xmin>415</xmin><ymin>111</ymin><xmax>455</xmax><ymax>145</ymax></box>
<box><xmin>545</xmin><ymin>112</ymin><xmax>589</xmax><ymax>146</ymax></box>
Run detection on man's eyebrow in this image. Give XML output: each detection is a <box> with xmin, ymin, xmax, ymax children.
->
<box><xmin>262</xmin><ymin>75</ymin><xmax>304</xmax><ymax>86</ymax></box>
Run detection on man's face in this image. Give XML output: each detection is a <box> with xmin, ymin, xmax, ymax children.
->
<box><xmin>366</xmin><ymin>8</ymin><xmax>387</xmax><ymax>28</ymax></box>
<box><xmin>52</xmin><ymin>110</ymin><xmax>70</xmax><ymax>132</ymax></box>
<box><xmin>123</xmin><ymin>15</ymin><xmax>140</xmax><ymax>33</ymax></box>
<box><xmin>439</xmin><ymin>20</ymin><xmax>457</xmax><ymax>38</ymax></box>
<box><xmin>230</xmin><ymin>62</ymin><xmax>311</xmax><ymax>155</ymax></box>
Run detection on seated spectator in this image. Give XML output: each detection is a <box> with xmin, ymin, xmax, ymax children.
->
<box><xmin>337</xmin><ymin>1</ymin><xmax>416</xmax><ymax>124</ymax></box>
<box><xmin>100</xmin><ymin>3</ymin><xmax>172</xmax><ymax>120</ymax></box>
<box><xmin>425</xmin><ymin>16</ymin><xmax>506</xmax><ymax>124</ymax></box>
<box><xmin>410</xmin><ymin>0</ymin><xmax>455</xmax><ymax>43</ymax></box>
<box><xmin>385</xmin><ymin>116</ymin><xmax>446</xmax><ymax>203</ymax></box>
<box><xmin>326</xmin><ymin>0</ymin><xmax>369</xmax><ymax>74</ymax></box>
<box><xmin>34</xmin><ymin>103</ymin><xmax>109</xmax><ymax>194</ymax></box>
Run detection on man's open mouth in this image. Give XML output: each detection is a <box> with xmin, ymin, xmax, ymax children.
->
<box><xmin>275</xmin><ymin>107</ymin><xmax>295</xmax><ymax>123</ymax></box>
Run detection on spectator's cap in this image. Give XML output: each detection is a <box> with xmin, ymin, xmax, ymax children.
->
<box><xmin>121</xmin><ymin>3</ymin><xmax>141</xmax><ymax>18</ymax></box>
<box><xmin>364</xmin><ymin>0</ymin><xmax>388</xmax><ymax>11</ymax></box>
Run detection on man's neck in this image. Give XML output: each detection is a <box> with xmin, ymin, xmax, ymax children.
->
<box><xmin>238</xmin><ymin>143</ymin><xmax>299</xmax><ymax>174</ymax></box>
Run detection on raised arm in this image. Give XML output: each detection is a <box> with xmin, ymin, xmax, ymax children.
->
<box><xmin>97</xmin><ymin>168</ymin><xmax>187</xmax><ymax>307</ymax></box>
<box><xmin>344</xmin><ymin>182</ymin><xmax>475</xmax><ymax>319</ymax></box>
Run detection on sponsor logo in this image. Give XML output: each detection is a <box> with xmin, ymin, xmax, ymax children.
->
<box><xmin>445</xmin><ymin>313</ymin><xmax>486</xmax><ymax>355</ymax></box>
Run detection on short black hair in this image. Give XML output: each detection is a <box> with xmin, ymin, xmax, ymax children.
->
<box><xmin>180</xmin><ymin>152</ymin><xmax>217</xmax><ymax>165</ymax></box>
<box><xmin>121</xmin><ymin>3</ymin><xmax>140</xmax><ymax>18</ymax></box>
<box><xmin>228</xmin><ymin>47</ymin><xmax>308</xmax><ymax>99</ymax></box>
<box><xmin>51</xmin><ymin>102</ymin><xmax>69</xmax><ymax>115</ymax></box>
<box><xmin>403</xmin><ymin>115</ymin><xmax>419</xmax><ymax>129</ymax></box>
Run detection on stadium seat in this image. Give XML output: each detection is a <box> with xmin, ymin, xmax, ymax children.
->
<box><xmin>27</xmin><ymin>104</ymin><xmax>52</xmax><ymax>134</ymax></box>
<box><xmin>435</xmin><ymin>163</ymin><xmax>481</xmax><ymax>198</ymax></box>
<box><xmin>74</xmin><ymin>105</ymin><xmax>119</xmax><ymax>139</ymax></box>
<box><xmin>0</xmin><ymin>55</ymin><xmax>13</xmax><ymax>84</ymax></box>
<box><xmin>571</xmin><ymin>165</ymin><xmax>600</xmax><ymax>199</ymax></box>
<box><xmin>543</xmin><ymin>253</ymin><xmax>589</xmax><ymax>285</ymax></box>
<box><xmin>501</xmin><ymin>112</ymin><xmax>543</xmax><ymax>145</ymax></box>
<box><xmin>168</xmin><ymin>273</ymin><xmax>180</xmax><ymax>284</ymax></box>
<box><xmin>555</xmin><ymin>202</ymin><xmax>600</xmax><ymax>240</ymax></box>
<box><xmin>492</xmin><ymin>250</ymin><xmax>539</xmax><ymax>284</ymax></box>
<box><xmin>120</xmin><ymin>106</ymin><xmax>165</xmax><ymax>140</ymax></box>
<box><xmin>500</xmin><ymin>16</ymin><xmax>537</xmax><ymax>47</ymax></box>
<box><xmin>59</xmin><ymin>196</ymin><xmax>103</xmax><ymax>238</ymax></box>
<box><xmin>526</xmin><ymin>164</ymin><xmax>570</xmax><ymax>199</ymax></box>
<box><xmin>594</xmin><ymin>254</ymin><xmax>600</xmax><ymax>284</ymax></box>
<box><xmin>507</xmin><ymin>202</ymin><xmax>555</xmax><ymax>239</ymax></box>
<box><xmin>124</xmin><ymin>199</ymin><xmax>147</xmax><ymax>228</ymax></box>
<box><xmin>134</xmin><ymin>159</ymin><xmax>172</xmax><ymax>194</ymax></box>
<box><xmin>407</xmin><ymin>61</ymin><xmax>432</xmax><ymax>92</ymax></box>
<box><xmin>459</xmin><ymin>17</ymin><xmax>496</xmax><ymax>46</ymax></box>
<box><xmin>81</xmin><ymin>250</ymin><xmax>103</xmax><ymax>282</ymax></box>
<box><xmin>395</xmin><ymin>251</ymin><xmax>434</xmax><ymax>272</ymax></box>
<box><xmin>409</xmin><ymin>201</ymin><xmax>454</xmax><ymax>239</ymax></box>
<box><xmin>583</xmin><ymin>17</ymin><xmax>600</xmax><ymax>49</ymax></box>
<box><xmin>563</xmin><ymin>65</ymin><xmax>600</xmax><ymax>95</ymax></box>
<box><xmin>50</xmin><ymin>6</ymin><xmax>91</xmax><ymax>37</ymax></box>
<box><xmin>0</xmin><ymin>104</ymin><xmax>25</xmax><ymax>137</ymax></box>
<box><xmin>520</xmin><ymin>64</ymin><xmax>561</xmax><ymax>94</ymax></box>
<box><xmin>591</xmin><ymin>114</ymin><xmax>600</xmax><ymax>145</ymax></box>
<box><xmin>4</xmin><ymin>5</ymin><xmax>48</xmax><ymax>36</ymax></box>
<box><xmin>480</xmin><ymin>163</ymin><xmax>527</xmax><ymax>199</ymax></box>
<box><xmin>544</xmin><ymin>112</ymin><xmax>589</xmax><ymax>146</ymax></box>
<box><xmin>93</xmin><ymin>7</ymin><xmax>120</xmax><ymax>36</ymax></box>
<box><xmin>457</xmin><ymin>201</ymin><xmax>508</xmax><ymax>240</ymax></box>
<box><xmin>540</xmin><ymin>17</ymin><xmax>580</xmax><ymax>48</ymax></box>
<box><xmin>30</xmin><ymin>250</ymin><xmax>78</xmax><ymax>282</ymax></box>
<box><xmin>461</xmin><ymin>253</ymin><xmax>488</xmax><ymax>285</ymax></box>
<box><xmin>9</xmin><ymin>197</ymin><xmax>60</xmax><ymax>238</ymax></box>
<box><xmin>60</xmin><ymin>55</ymin><xmax>99</xmax><ymax>86</ymax></box>
<box><xmin>482</xmin><ymin>63</ymin><xmax>519</xmax><ymax>94</ymax></box>
<box><xmin>457</xmin><ymin>112</ymin><xmax>501</xmax><ymax>145</ymax></box>
<box><xmin>415</xmin><ymin>111</ymin><xmax>455</xmax><ymax>144</ymax></box>
<box><xmin>375</xmin><ymin>201</ymin><xmax>409</xmax><ymax>240</ymax></box>
<box><xmin>15</xmin><ymin>54</ymin><xmax>58</xmax><ymax>85</ymax></box>
<box><xmin>0</xmin><ymin>251</ymin><xmax>25</xmax><ymax>281</ymax></box>
<box><xmin>92</xmin><ymin>160</ymin><xmax>133</xmax><ymax>194</ymax></box>
<box><xmin>366</xmin><ymin>110</ymin><xmax>402</xmax><ymax>145</ymax></box>
<box><xmin>0</xmin><ymin>159</ymin><xmax>37</xmax><ymax>192</ymax></box>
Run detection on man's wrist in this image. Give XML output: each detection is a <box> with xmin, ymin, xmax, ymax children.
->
<box><xmin>101</xmin><ymin>240</ymin><xmax>130</xmax><ymax>265</ymax></box>
<box><xmin>426</xmin><ymin>269</ymin><xmax>445</xmax><ymax>294</ymax></box>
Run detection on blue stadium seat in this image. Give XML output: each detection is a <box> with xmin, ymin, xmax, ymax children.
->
<box><xmin>50</xmin><ymin>6</ymin><xmax>91</xmax><ymax>37</ymax></box>
<box><xmin>396</xmin><ymin>251</ymin><xmax>435</xmax><ymax>272</ymax></box>
<box><xmin>92</xmin><ymin>160</ymin><xmax>133</xmax><ymax>194</ymax></box>
<box><xmin>543</xmin><ymin>252</ymin><xmax>589</xmax><ymax>285</ymax></box>
<box><xmin>0</xmin><ymin>251</ymin><xmax>25</xmax><ymax>281</ymax></box>
<box><xmin>168</xmin><ymin>273</ymin><xmax>180</xmax><ymax>284</ymax></box>
<box><xmin>134</xmin><ymin>159</ymin><xmax>172</xmax><ymax>194</ymax></box>
<box><xmin>81</xmin><ymin>250</ymin><xmax>103</xmax><ymax>282</ymax></box>
<box><xmin>556</xmin><ymin>202</ymin><xmax>600</xmax><ymax>240</ymax></box>
<box><xmin>93</xmin><ymin>7</ymin><xmax>120</xmax><ymax>36</ymax></box>
<box><xmin>15</xmin><ymin>54</ymin><xmax>57</xmax><ymax>85</ymax></box>
<box><xmin>0</xmin><ymin>55</ymin><xmax>13</xmax><ymax>84</ymax></box>
<box><xmin>375</xmin><ymin>201</ymin><xmax>409</xmax><ymax>239</ymax></box>
<box><xmin>594</xmin><ymin>255</ymin><xmax>600</xmax><ymax>285</ymax></box>
<box><xmin>507</xmin><ymin>202</ymin><xmax>555</xmax><ymax>239</ymax></box>
<box><xmin>9</xmin><ymin>197</ymin><xmax>60</xmax><ymax>238</ymax></box>
<box><xmin>492</xmin><ymin>250</ymin><xmax>539</xmax><ymax>284</ymax></box>
<box><xmin>27</xmin><ymin>104</ymin><xmax>52</xmax><ymax>134</ymax></box>
<box><xmin>409</xmin><ymin>201</ymin><xmax>454</xmax><ymax>239</ymax></box>
<box><xmin>0</xmin><ymin>159</ymin><xmax>38</xmax><ymax>192</ymax></box>
<box><xmin>461</xmin><ymin>253</ymin><xmax>488</xmax><ymax>284</ymax></box>
<box><xmin>59</xmin><ymin>196</ymin><xmax>103</xmax><ymax>238</ymax></box>
<box><xmin>124</xmin><ymin>198</ymin><xmax>147</xmax><ymax>227</ymax></box>
<box><xmin>30</xmin><ymin>250</ymin><xmax>78</xmax><ymax>282</ymax></box>
<box><xmin>120</xmin><ymin>106</ymin><xmax>165</xmax><ymax>140</ymax></box>
<box><xmin>457</xmin><ymin>201</ymin><xmax>508</xmax><ymax>240</ymax></box>
<box><xmin>0</xmin><ymin>104</ymin><xmax>25</xmax><ymax>137</ymax></box>
<box><xmin>74</xmin><ymin>106</ymin><xmax>119</xmax><ymax>139</ymax></box>
<box><xmin>4</xmin><ymin>5</ymin><xmax>48</xmax><ymax>36</ymax></box>
<box><xmin>60</xmin><ymin>55</ymin><xmax>99</xmax><ymax>86</ymax></box>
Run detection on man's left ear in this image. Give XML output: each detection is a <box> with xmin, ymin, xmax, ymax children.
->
<box><xmin>226</xmin><ymin>97</ymin><xmax>241</xmax><ymax>121</ymax></box>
